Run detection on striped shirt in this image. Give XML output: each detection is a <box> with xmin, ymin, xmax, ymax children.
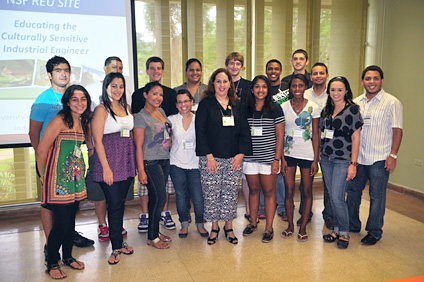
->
<box><xmin>244</xmin><ymin>103</ymin><xmax>285</xmax><ymax>165</ymax></box>
<box><xmin>354</xmin><ymin>89</ymin><xmax>403</xmax><ymax>165</ymax></box>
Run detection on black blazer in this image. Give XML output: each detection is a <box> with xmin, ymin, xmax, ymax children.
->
<box><xmin>195</xmin><ymin>96</ymin><xmax>252</xmax><ymax>158</ymax></box>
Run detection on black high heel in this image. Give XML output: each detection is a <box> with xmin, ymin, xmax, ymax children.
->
<box><xmin>207</xmin><ymin>226</ymin><xmax>220</xmax><ymax>245</ymax></box>
<box><xmin>223</xmin><ymin>225</ymin><xmax>238</xmax><ymax>244</ymax></box>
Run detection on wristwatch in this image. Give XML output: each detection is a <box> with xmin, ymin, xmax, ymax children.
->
<box><xmin>389</xmin><ymin>154</ymin><xmax>398</xmax><ymax>159</ymax></box>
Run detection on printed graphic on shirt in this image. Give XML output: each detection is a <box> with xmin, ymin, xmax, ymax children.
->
<box><xmin>147</xmin><ymin>121</ymin><xmax>171</xmax><ymax>150</ymax></box>
<box><xmin>272</xmin><ymin>89</ymin><xmax>290</xmax><ymax>105</ymax></box>
<box><xmin>284</xmin><ymin>106</ymin><xmax>313</xmax><ymax>155</ymax></box>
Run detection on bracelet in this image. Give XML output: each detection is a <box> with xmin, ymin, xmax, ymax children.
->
<box><xmin>349</xmin><ymin>161</ymin><xmax>359</xmax><ymax>167</ymax></box>
<box><xmin>207</xmin><ymin>158</ymin><xmax>215</xmax><ymax>161</ymax></box>
<box><xmin>389</xmin><ymin>154</ymin><xmax>398</xmax><ymax>159</ymax></box>
<box><xmin>273</xmin><ymin>159</ymin><xmax>280</xmax><ymax>162</ymax></box>
<box><xmin>87</xmin><ymin>148</ymin><xmax>94</xmax><ymax>152</ymax></box>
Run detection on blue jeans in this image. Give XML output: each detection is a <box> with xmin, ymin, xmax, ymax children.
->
<box><xmin>100</xmin><ymin>177</ymin><xmax>133</xmax><ymax>250</ymax></box>
<box><xmin>144</xmin><ymin>159</ymin><xmax>169</xmax><ymax>241</ymax></box>
<box><xmin>320</xmin><ymin>155</ymin><xmax>350</xmax><ymax>236</ymax></box>
<box><xmin>346</xmin><ymin>161</ymin><xmax>390</xmax><ymax>239</ymax></box>
<box><xmin>321</xmin><ymin>176</ymin><xmax>333</xmax><ymax>220</ymax></box>
<box><xmin>169</xmin><ymin>165</ymin><xmax>204</xmax><ymax>229</ymax></box>
<box><xmin>259</xmin><ymin>173</ymin><xmax>285</xmax><ymax>213</ymax></box>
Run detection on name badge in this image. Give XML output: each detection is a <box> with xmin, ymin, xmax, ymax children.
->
<box><xmin>363</xmin><ymin>117</ymin><xmax>371</xmax><ymax>126</ymax></box>
<box><xmin>182</xmin><ymin>140</ymin><xmax>194</xmax><ymax>149</ymax></box>
<box><xmin>291</xmin><ymin>128</ymin><xmax>304</xmax><ymax>137</ymax></box>
<box><xmin>164</xmin><ymin>129</ymin><xmax>170</xmax><ymax>139</ymax></box>
<box><xmin>121</xmin><ymin>128</ymin><xmax>130</xmax><ymax>137</ymax></box>
<box><xmin>191</xmin><ymin>103</ymin><xmax>199</xmax><ymax>112</ymax></box>
<box><xmin>222</xmin><ymin>116</ymin><xmax>235</xmax><ymax>126</ymax></box>
<box><xmin>323</xmin><ymin>129</ymin><xmax>334</xmax><ymax>139</ymax></box>
<box><xmin>251</xmin><ymin>127</ymin><xmax>263</xmax><ymax>136</ymax></box>
<box><xmin>73</xmin><ymin>145</ymin><xmax>82</xmax><ymax>158</ymax></box>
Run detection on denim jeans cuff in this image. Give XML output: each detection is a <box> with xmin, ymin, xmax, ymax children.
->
<box><xmin>339</xmin><ymin>231</ymin><xmax>349</xmax><ymax>237</ymax></box>
<box><xmin>180</xmin><ymin>221</ymin><xmax>189</xmax><ymax>228</ymax></box>
<box><xmin>195</xmin><ymin>222</ymin><xmax>204</xmax><ymax>229</ymax></box>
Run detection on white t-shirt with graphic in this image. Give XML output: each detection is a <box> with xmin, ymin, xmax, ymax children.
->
<box><xmin>281</xmin><ymin>99</ymin><xmax>320</xmax><ymax>161</ymax></box>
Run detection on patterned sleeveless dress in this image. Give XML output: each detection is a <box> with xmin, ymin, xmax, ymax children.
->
<box><xmin>41</xmin><ymin>131</ymin><xmax>87</xmax><ymax>207</ymax></box>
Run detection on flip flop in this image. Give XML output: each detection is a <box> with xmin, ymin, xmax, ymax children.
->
<box><xmin>280</xmin><ymin>230</ymin><xmax>294</xmax><ymax>239</ymax></box>
<box><xmin>297</xmin><ymin>233</ymin><xmax>309</xmax><ymax>242</ymax></box>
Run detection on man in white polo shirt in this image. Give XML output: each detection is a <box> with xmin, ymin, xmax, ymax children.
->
<box><xmin>346</xmin><ymin>65</ymin><xmax>403</xmax><ymax>245</ymax></box>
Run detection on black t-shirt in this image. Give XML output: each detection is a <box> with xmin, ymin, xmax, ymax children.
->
<box><xmin>131</xmin><ymin>84</ymin><xmax>178</xmax><ymax>116</ymax></box>
<box><xmin>280</xmin><ymin>71</ymin><xmax>313</xmax><ymax>91</ymax></box>
<box><xmin>234</xmin><ymin>77</ymin><xmax>251</xmax><ymax>103</ymax></box>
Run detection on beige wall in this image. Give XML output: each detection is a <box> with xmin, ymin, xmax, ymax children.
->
<box><xmin>366</xmin><ymin>0</ymin><xmax>424</xmax><ymax>193</ymax></box>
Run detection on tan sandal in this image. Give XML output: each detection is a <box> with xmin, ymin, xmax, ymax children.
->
<box><xmin>147</xmin><ymin>237</ymin><xmax>170</xmax><ymax>249</ymax></box>
<box><xmin>159</xmin><ymin>233</ymin><xmax>172</xmax><ymax>242</ymax></box>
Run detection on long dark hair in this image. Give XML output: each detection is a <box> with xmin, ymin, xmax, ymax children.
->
<box><xmin>59</xmin><ymin>84</ymin><xmax>92</xmax><ymax>136</ymax></box>
<box><xmin>246</xmin><ymin>75</ymin><xmax>274</xmax><ymax>115</ymax></box>
<box><xmin>101</xmin><ymin>72</ymin><xmax>128</xmax><ymax>121</ymax></box>
<box><xmin>322</xmin><ymin>76</ymin><xmax>356</xmax><ymax>119</ymax></box>
<box><xmin>288</xmin><ymin>73</ymin><xmax>309</xmax><ymax>99</ymax></box>
<box><xmin>202</xmin><ymin>68</ymin><xmax>238</xmax><ymax>104</ymax></box>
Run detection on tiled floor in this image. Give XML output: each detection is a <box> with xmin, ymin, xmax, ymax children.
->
<box><xmin>1</xmin><ymin>180</ymin><xmax>423</xmax><ymax>282</ymax></box>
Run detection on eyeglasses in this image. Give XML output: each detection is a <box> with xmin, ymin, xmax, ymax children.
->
<box><xmin>176</xmin><ymin>100</ymin><xmax>191</xmax><ymax>105</ymax></box>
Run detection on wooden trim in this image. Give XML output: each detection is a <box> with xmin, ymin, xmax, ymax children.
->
<box><xmin>387</xmin><ymin>183</ymin><xmax>424</xmax><ymax>202</ymax></box>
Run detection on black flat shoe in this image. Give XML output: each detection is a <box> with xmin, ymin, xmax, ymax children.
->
<box><xmin>361</xmin><ymin>234</ymin><xmax>379</xmax><ymax>245</ymax></box>
<box><xmin>223</xmin><ymin>226</ymin><xmax>238</xmax><ymax>244</ymax></box>
<box><xmin>323</xmin><ymin>232</ymin><xmax>339</xmax><ymax>243</ymax></box>
<box><xmin>207</xmin><ymin>227</ymin><xmax>220</xmax><ymax>245</ymax></box>
<box><xmin>242</xmin><ymin>224</ymin><xmax>257</xmax><ymax>236</ymax></box>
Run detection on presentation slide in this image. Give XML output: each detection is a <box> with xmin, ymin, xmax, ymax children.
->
<box><xmin>0</xmin><ymin>0</ymin><xmax>135</xmax><ymax>146</ymax></box>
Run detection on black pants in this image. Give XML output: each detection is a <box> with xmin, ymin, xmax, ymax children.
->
<box><xmin>100</xmin><ymin>177</ymin><xmax>133</xmax><ymax>250</ymax></box>
<box><xmin>47</xmin><ymin>201</ymin><xmax>79</xmax><ymax>265</ymax></box>
<box><xmin>144</xmin><ymin>159</ymin><xmax>169</xmax><ymax>241</ymax></box>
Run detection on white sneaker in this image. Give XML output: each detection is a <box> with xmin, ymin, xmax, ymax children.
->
<box><xmin>160</xmin><ymin>210</ymin><xmax>176</xmax><ymax>230</ymax></box>
<box><xmin>137</xmin><ymin>213</ymin><xmax>149</xmax><ymax>233</ymax></box>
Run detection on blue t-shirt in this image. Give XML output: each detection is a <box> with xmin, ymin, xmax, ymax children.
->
<box><xmin>29</xmin><ymin>88</ymin><xmax>63</xmax><ymax>139</ymax></box>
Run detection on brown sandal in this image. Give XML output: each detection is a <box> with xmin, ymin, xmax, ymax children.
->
<box><xmin>46</xmin><ymin>263</ymin><xmax>67</xmax><ymax>279</ymax></box>
<box><xmin>121</xmin><ymin>242</ymin><xmax>134</xmax><ymax>255</ymax></box>
<box><xmin>108</xmin><ymin>250</ymin><xmax>121</xmax><ymax>265</ymax></box>
<box><xmin>62</xmin><ymin>257</ymin><xmax>84</xmax><ymax>270</ymax></box>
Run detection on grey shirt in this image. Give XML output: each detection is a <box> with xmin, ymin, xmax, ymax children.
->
<box><xmin>134</xmin><ymin>108</ymin><xmax>172</xmax><ymax>160</ymax></box>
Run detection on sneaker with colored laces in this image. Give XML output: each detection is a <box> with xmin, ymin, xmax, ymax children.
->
<box><xmin>160</xmin><ymin>211</ymin><xmax>176</xmax><ymax>230</ymax></box>
<box><xmin>137</xmin><ymin>213</ymin><xmax>149</xmax><ymax>233</ymax></box>
<box><xmin>258</xmin><ymin>209</ymin><xmax>266</xmax><ymax>220</ymax></box>
<box><xmin>278</xmin><ymin>211</ymin><xmax>288</xmax><ymax>222</ymax></box>
<box><xmin>73</xmin><ymin>231</ymin><xmax>95</xmax><ymax>248</ymax></box>
<box><xmin>122</xmin><ymin>227</ymin><xmax>128</xmax><ymax>237</ymax></box>
<box><xmin>98</xmin><ymin>224</ymin><xmax>109</xmax><ymax>241</ymax></box>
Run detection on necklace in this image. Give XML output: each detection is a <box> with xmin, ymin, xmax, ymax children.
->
<box><xmin>216</xmin><ymin>96</ymin><xmax>229</xmax><ymax>106</ymax></box>
<box><xmin>144</xmin><ymin>107</ymin><xmax>166</xmax><ymax>122</ymax></box>
<box><xmin>291</xmin><ymin>98</ymin><xmax>306</xmax><ymax>114</ymax></box>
